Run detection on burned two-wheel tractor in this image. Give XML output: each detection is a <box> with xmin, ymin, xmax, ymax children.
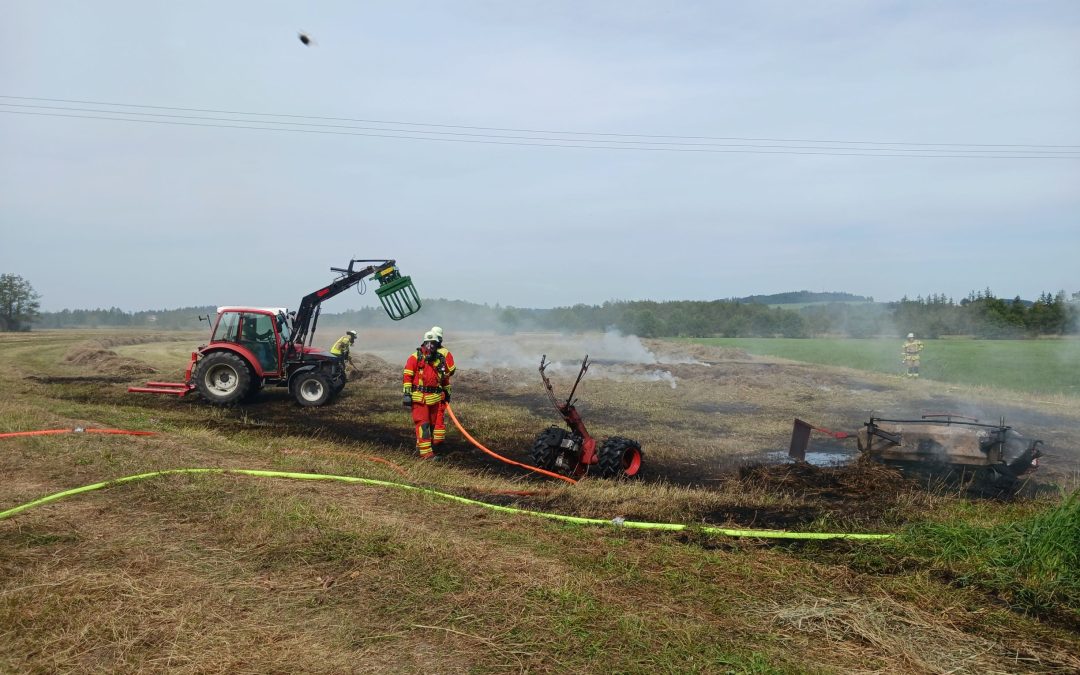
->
<box><xmin>530</xmin><ymin>355</ymin><xmax>643</xmax><ymax>479</ymax></box>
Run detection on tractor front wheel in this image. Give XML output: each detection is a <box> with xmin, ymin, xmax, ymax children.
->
<box><xmin>292</xmin><ymin>371</ymin><xmax>332</xmax><ymax>407</ymax></box>
<box><xmin>193</xmin><ymin>352</ymin><xmax>253</xmax><ymax>405</ymax></box>
<box><xmin>597</xmin><ymin>437</ymin><xmax>643</xmax><ymax>478</ymax></box>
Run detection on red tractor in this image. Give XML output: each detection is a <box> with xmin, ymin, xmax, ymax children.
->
<box><xmin>530</xmin><ymin>355</ymin><xmax>643</xmax><ymax>478</ymax></box>
<box><xmin>129</xmin><ymin>259</ymin><xmax>420</xmax><ymax>406</ymax></box>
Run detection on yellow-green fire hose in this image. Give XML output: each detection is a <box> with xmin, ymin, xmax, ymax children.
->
<box><xmin>0</xmin><ymin>468</ymin><xmax>892</xmax><ymax>541</ymax></box>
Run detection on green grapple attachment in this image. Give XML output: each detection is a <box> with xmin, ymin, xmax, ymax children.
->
<box><xmin>375</xmin><ymin>264</ymin><xmax>422</xmax><ymax>320</ymax></box>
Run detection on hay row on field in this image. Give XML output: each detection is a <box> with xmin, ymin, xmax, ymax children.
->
<box><xmin>63</xmin><ymin>342</ymin><xmax>157</xmax><ymax>377</ymax></box>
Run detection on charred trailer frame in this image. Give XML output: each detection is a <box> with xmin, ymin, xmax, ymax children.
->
<box><xmin>789</xmin><ymin>413</ymin><xmax>1043</xmax><ymax>479</ymax></box>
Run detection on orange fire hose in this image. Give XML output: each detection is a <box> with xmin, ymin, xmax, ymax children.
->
<box><xmin>445</xmin><ymin>404</ymin><xmax>577</xmax><ymax>485</ymax></box>
<box><xmin>0</xmin><ymin>428</ymin><xmax>156</xmax><ymax>439</ymax></box>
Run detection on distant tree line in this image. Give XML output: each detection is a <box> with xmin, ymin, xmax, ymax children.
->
<box><xmin>28</xmin><ymin>288</ymin><xmax>1080</xmax><ymax>339</ymax></box>
<box><xmin>891</xmin><ymin>290</ymin><xmax>1075</xmax><ymax>338</ymax></box>
<box><xmin>0</xmin><ymin>273</ymin><xmax>42</xmax><ymax>332</ymax></box>
<box><xmin>34</xmin><ymin>306</ymin><xmax>215</xmax><ymax>330</ymax></box>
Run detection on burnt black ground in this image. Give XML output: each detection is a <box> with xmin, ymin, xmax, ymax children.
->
<box><xmin>55</xmin><ymin>334</ymin><xmax>1079</xmax><ymax>530</ymax></box>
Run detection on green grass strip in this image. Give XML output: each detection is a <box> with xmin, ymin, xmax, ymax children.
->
<box><xmin>0</xmin><ymin>468</ymin><xmax>893</xmax><ymax>541</ymax></box>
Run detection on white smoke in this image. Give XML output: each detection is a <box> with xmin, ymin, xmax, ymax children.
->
<box><xmin>357</xmin><ymin>327</ymin><xmax>686</xmax><ymax>388</ymax></box>
<box><xmin>457</xmin><ymin>329</ymin><xmax>695</xmax><ymax>371</ymax></box>
<box><xmin>579</xmin><ymin>330</ymin><xmax>659</xmax><ymax>364</ymax></box>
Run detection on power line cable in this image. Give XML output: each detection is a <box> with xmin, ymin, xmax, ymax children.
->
<box><xmin>3</xmin><ymin>108</ymin><xmax>1077</xmax><ymax>159</ymax></box>
<box><xmin>3</xmin><ymin>94</ymin><xmax>1076</xmax><ymax>149</ymax></box>
<box><xmin>5</xmin><ymin>102</ymin><xmax>1076</xmax><ymax>155</ymax></box>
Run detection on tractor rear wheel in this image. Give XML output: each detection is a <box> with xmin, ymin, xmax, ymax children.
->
<box><xmin>597</xmin><ymin>437</ymin><xmax>643</xmax><ymax>478</ymax></box>
<box><xmin>531</xmin><ymin>426</ymin><xmax>568</xmax><ymax>471</ymax></box>
<box><xmin>292</xmin><ymin>371</ymin><xmax>332</xmax><ymax>407</ymax></box>
<box><xmin>193</xmin><ymin>351</ymin><xmax>253</xmax><ymax>405</ymax></box>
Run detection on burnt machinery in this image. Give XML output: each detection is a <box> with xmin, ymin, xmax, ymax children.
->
<box><xmin>530</xmin><ymin>355</ymin><xmax>643</xmax><ymax>478</ymax></box>
<box><xmin>790</xmin><ymin>413</ymin><xmax>1043</xmax><ymax>480</ymax></box>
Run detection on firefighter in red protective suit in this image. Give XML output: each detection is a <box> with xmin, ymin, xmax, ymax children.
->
<box><xmin>429</xmin><ymin>326</ymin><xmax>455</xmax><ymax>437</ymax></box>
<box><xmin>402</xmin><ymin>331</ymin><xmax>450</xmax><ymax>459</ymax></box>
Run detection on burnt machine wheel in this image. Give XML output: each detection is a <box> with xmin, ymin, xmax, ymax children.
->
<box><xmin>193</xmin><ymin>351</ymin><xmax>253</xmax><ymax>405</ymax></box>
<box><xmin>292</xmin><ymin>371</ymin><xmax>332</xmax><ymax>407</ymax></box>
<box><xmin>597</xmin><ymin>437</ymin><xmax>643</xmax><ymax>478</ymax></box>
<box><xmin>531</xmin><ymin>426</ymin><xmax>569</xmax><ymax>471</ymax></box>
<box><xmin>967</xmin><ymin>464</ymin><xmax>1022</xmax><ymax>499</ymax></box>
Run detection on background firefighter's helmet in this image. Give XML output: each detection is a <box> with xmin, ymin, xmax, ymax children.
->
<box><xmin>346</xmin><ymin>330</ymin><xmax>357</xmax><ymax>338</ymax></box>
<box><xmin>907</xmin><ymin>333</ymin><xmax>915</xmax><ymax>339</ymax></box>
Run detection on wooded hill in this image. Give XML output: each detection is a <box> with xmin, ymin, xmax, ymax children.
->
<box><xmin>31</xmin><ymin>290</ymin><xmax>1079</xmax><ymax>339</ymax></box>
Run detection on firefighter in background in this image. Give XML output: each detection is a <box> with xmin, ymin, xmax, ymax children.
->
<box><xmin>901</xmin><ymin>332</ymin><xmax>924</xmax><ymax>378</ymax></box>
<box><xmin>331</xmin><ymin>330</ymin><xmax>358</xmax><ymax>374</ymax></box>
<box><xmin>403</xmin><ymin>331</ymin><xmax>450</xmax><ymax>459</ymax></box>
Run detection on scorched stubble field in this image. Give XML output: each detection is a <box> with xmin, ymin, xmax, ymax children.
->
<box><xmin>1</xmin><ymin>329</ymin><xmax>1078</xmax><ymax>674</ymax></box>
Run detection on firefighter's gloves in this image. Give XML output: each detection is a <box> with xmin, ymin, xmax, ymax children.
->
<box><xmin>402</xmin><ymin>392</ymin><xmax>413</xmax><ymax>408</ymax></box>
<box><xmin>443</xmin><ymin>390</ymin><xmax>451</xmax><ymax>404</ymax></box>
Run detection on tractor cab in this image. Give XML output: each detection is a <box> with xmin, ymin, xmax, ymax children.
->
<box><xmin>209</xmin><ymin>307</ymin><xmax>293</xmax><ymax>377</ymax></box>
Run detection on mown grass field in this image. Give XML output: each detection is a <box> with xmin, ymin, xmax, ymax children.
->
<box><xmin>687</xmin><ymin>337</ymin><xmax>1080</xmax><ymax>396</ymax></box>
<box><xmin>2</xmin><ymin>330</ymin><xmax>1079</xmax><ymax>673</ymax></box>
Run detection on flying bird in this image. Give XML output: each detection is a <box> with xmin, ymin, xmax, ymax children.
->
<box><xmin>298</xmin><ymin>31</ymin><xmax>315</xmax><ymax>46</ymax></box>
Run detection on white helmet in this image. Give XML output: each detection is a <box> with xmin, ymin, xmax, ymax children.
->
<box><xmin>907</xmin><ymin>333</ymin><xmax>915</xmax><ymax>339</ymax></box>
<box><xmin>347</xmin><ymin>330</ymin><xmax>357</xmax><ymax>337</ymax></box>
<box><xmin>430</xmin><ymin>326</ymin><xmax>444</xmax><ymax>341</ymax></box>
<box><xmin>423</xmin><ymin>330</ymin><xmax>437</xmax><ymax>342</ymax></box>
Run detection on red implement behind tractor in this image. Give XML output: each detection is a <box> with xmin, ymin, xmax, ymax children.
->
<box><xmin>129</xmin><ymin>259</ymin><xmax>420</xmax><ymax>407</ymax></box>
<box><xmin>530</xmin><ymin>355</ymin><xmax>643</xmax><ymax>478</ymax></box>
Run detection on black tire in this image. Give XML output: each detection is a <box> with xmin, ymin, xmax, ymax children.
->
<box><xmin>597</xmin><ymin>436</ymin><xmax>643</xmax><ymax>478</ymax></box>
<box><xmin>531</xmin><ymin>426</ymin><xmax>568</xmax><ymax>471</ymax></box>
<box><xmin>292</xmin><ymin>371</ymin><xmax>332</xmax><ymax>407</ymax></box>
<box><xmin>967</xmin><ymin>464</ymin><xmax>1021</xmax><ymax>499</ymax></box>
<box><xmin>330</xmin><ymin>371</ymin><xmax>347</xmax><ymax>396</ymax></box>
<box><xmin>243</xmin><ymin>378</ymin><xmax>265</xmax><ymax>402</ymax></box>
<box><xmin>193</xmin><ymin>351</ymin><xmax>253</xmax><ymax>405</ymax></box>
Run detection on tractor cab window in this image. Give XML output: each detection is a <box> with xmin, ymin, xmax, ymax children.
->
<box><xmin>212</xmin><ymin>312</ymin><xmax>241</xmax><ymax>343</ymax></box>
<box><xmin>240</xmin><ymin>313</ymin><xmax>279</xmax><ymax>373</ymax></box>
<box><xmin>276</xmin><ymin>311</ymin><xmax>292</xmax><ymax>342</ymax></box>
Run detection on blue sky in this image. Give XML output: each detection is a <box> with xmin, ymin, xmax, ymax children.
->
<box><xmin>1</xmin><ymin>1</ymin><xmax>1077</xmax><ymax>312</ymax></box>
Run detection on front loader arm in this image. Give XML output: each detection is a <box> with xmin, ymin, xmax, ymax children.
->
<box><xmin>289</xmin><ymin>259</ymin><xmax>420</xmax><ymax>350</ymax></box>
